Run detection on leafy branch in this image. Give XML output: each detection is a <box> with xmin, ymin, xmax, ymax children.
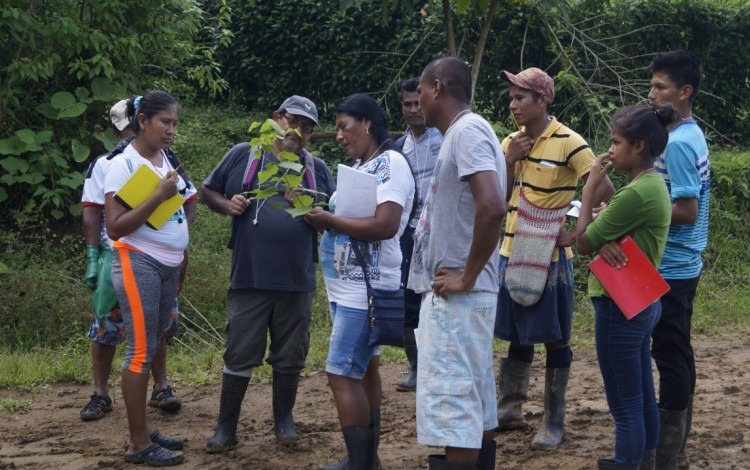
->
<box><xmin>243</xmin><ymin>119</ymin><xmax>326</xmax><ymax>218</ymax></box>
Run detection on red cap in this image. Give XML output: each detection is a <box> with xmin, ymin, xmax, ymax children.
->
<box><xmin>500</xmin><ymin>67</ymin><xmax>555</xmax><ymax>101</ymax></box>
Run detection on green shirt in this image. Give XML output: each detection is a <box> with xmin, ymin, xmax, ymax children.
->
<box><xmin>585</xmin><ymin>172</ymin><xmax>671</xmax><ymax>298</ymax></box>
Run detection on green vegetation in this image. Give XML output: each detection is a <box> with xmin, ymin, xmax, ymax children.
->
<box><xmin>1</xmin><ymin>0</ymin><xmax>749</xmax><ymax>389</ymax></box>
<box><xmin>0</xmin><ymin>101</ymin><xmax>748</xmax><ymax>388</ymax></box>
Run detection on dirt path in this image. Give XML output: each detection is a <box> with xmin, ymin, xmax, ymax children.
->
<box><xmin>1</xmin><ymin>335</ymin><xmax>748</xmax><ymax>469</ymax></box>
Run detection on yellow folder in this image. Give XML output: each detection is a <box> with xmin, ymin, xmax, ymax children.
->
<box><xmin>113</xmin><ymin>163</ymin><xmax>185</xmax><ymax>230</ymax></box>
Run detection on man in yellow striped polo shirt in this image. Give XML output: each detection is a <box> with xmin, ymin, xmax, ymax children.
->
<box><xmin>493</xmin><ymin>67</ymin><xmax>614</xmax><ymax>450</ymax></box>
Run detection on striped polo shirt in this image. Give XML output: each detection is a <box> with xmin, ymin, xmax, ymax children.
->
<box><xmin>500</xmin><ymin>117</ymin><xmax>595</xmax><ymax>261</ymax></box>
<box><xmin>654</xmin><ymin>120</ymin><xmax>710</xmax><ymax>279</ymax></box>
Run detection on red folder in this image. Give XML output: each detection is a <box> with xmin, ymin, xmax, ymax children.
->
<box><xmin>588</xmin><ymin>235</ymin><xmax>670</xmax><ymax>319</ymax></box>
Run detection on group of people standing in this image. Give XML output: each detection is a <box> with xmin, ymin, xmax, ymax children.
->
<box><xmin>80</xmin><ymin>49</ymin><xmax>708</xmax><ymax>469</ymax></box>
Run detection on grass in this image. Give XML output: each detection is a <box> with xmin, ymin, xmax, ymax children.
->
<box><xmin>0</xmin><ymin>114</ymin><xmax>748</xmax><ymax>390</ymax></box>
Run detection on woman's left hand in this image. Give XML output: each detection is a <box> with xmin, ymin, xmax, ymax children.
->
<box><xmin>304</xmin><ymin>207</ymin><xmax>332</xmax><ymax>232</ymax></box>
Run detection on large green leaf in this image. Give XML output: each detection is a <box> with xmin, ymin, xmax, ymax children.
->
<box><xmin>16</xmin><ymin>129</ymin><xmax>36</xmax><ymax>145</ymax></box>
<box><xmin>36</xmin><ymin>130</ymin><xmax>53</xmax><ymax>144</ymax></box>
<box><xmin>71</xmin><ymin>139</ymin><xmax>91</xmax><ymax>163</ymax></box>
<box><xmin>94</xmin><ymin>129</ymin><xmax>119</xmax><ymax>152</ymax></box>
<box><xmin>285</xmin><ymin>206</ymin><xmax>315</xmax><ymax>217</ymax></box>
<box><xmin>0</xmin><ymin>137</ymin><xmax>26</xmax><ymax>156</ymax></box>
<box><xmin>36</xmin><ymin>103</ymin><xmax>59</xmax><ymax>120</ymax></box>
<box><xmin>91</xmin><ymin>77</ymin><xmax>125</xmax><ymax>102</ymax></box>
<box><xmin>0</xmin><ymin>260</ymin><xmax>9</xmax><ymax>274</ymax></box>
<box><xmin>278</xmin><ymin>161</ymin><xmax>303</xmax><ymax>172</ymax></box>
<box><xmin>50</xmin><ymin>92</ymin><xmax>76</xmax><ymax>110</ymax></box>
<box><xmin>0</xmin><ymin>157</ymin><xmax>30</xmax><ymax>174</ymax></box>
<box><xmin>57</xmin><ymin>102</ymin><xmax>87</xmax><ymax>119</ymax></box>
<box><xmin>0</xmin><ymin>187</ymin><xmax>6</xmax><ymax>203</ymax></box>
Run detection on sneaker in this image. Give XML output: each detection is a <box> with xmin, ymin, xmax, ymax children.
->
<box><xmin>148</xmin><ymin>386</ymin><xmax>182</xmax><ymax>412</ymax></box>
<box><xmin>80</xmin><ymin>393</ymin><xmax>113</xmax><ymax>421</ymax></box>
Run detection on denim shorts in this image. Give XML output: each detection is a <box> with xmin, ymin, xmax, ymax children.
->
<box><xmin>88</xmin><ymin>298</ymin><xmax>180</xmax><ymax>346</ymax></box>
<box><xmin>416</xmin><ymin>291</ymin><xmax>498</xmax><ymax>449</ymax></box>
<box><xmin>325</xmin><ymin>302</ymin><xmax>380</xmax><ymax>380</ymax></box>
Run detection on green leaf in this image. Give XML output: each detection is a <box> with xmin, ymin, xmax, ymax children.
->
<box><xmin>282</xmin><ymin>174</ymin><xmax>303</xmax><ymax>188</ymax></box>
<box><xmin>36</xmin><ymin>103</ymin><xmax>59</xmax><ymax>120</ymax></box>
<box><xmin>57</xmin><ymin>102</ymin><xmax>87</xmax><ymax>119</ymax></box>
<box><xmin>0</xmin><ymin>261</ymin><xmax>9</xmax><ymax>274</ymax></box>
<box><xmin>248</xmin><ymin>121</ymin><xmax>261</xmax><ymax>133</ymax></box>
<box><xmin>59</xmin><ymin>173</ymin><xmax>84</xmax><ymax>189</ymax></box>
<box><xmin>71</xmin><ymin>139</ymin><xmax>90</xmax><ymax>163</ymax></box>
<box><xmin>278</xmin><ymin>161</ymin><xmax>303</xmax><ymax>172</ymax></box>
<box><xmin>0</xmin><ymin>157</ymin><xmax>29</xmax><ymax>173</ymax></box>
<box><xmin>293</xmin><ymin>194</ymin><xmax>314</xmax><ymax>208</ymax></box>
<box><xmin>50</xmin><ymin>92</ymin><xmax>76</xmax><ymax>110</ymax></box>
<box><xmin>16</xmin><ymin>129</ymin><xmax>36</xmax><ymax>145</ymax></box>
<box><xmin>75</xmin><ymin>87</ymin><xmax>91</xmax><ymax>101</ymax></box>
<box><xmin>0</xmin><ymin>137</ymin><xmax>26</xmax><ymax>155</ymax></box>
<box><xmin>0</xmin><ymin>188</ymin><xmax>7</xmax><ymax>204</ymax></box>
<box><xmin>257</xmin><ymin>163</ymin><xmax>278</xmax><ymax>184</ymax></box>
<box><xmin>278</xmin><ymin>151</ymin><xmax>300</xmax><ymax>162</ymax></box>
<box><xmin>51</xmin><ymin>209</ymin><xmax>64</xmax><ymax>219</ymax></box>
<box><xmin>285</xmin><ymin>206</ymin><xmax>315</xmax><ymax>217</ymax></box>
<box><xmin>94</xmin><ymin>129</ymin><xmax>119</xmax><ymax>152</ymax></box>
<box><xmin>252</xmin><ymin>186</ymin><xmax>279</xmax><ymax>200</ymax></box>
<box><xmin>35</xmin><ymin>130</ymin><xmax>53</xmax><ymax>144</ymax></box>
<box><xmin>91</xmin><ymin>77</ymin><xmax>125</xmax><ymax>102</ymax></box>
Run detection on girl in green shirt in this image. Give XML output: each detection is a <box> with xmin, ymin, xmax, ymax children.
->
<box><xmin>574</xmin><ymin>104</ymin><xmax>675</xmax><ymax>470</ymax></box>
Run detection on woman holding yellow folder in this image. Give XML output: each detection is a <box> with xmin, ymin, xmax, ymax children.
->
<box><xmin>104</xmin><ymin>90</ymin><xmax>196</xmax><ymax>466</ymax></box>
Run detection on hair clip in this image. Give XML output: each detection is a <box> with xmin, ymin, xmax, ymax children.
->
<box><xmin>133</xmin><ymin>96</ymin><xmax>142</xmax><ymax>109</ymax></box>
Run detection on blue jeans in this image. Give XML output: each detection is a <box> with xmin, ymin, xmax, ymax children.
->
<box><xmin>593</xmin><ymin>297</ymin><xmax>661</xmax><ymax>466</ymax></box>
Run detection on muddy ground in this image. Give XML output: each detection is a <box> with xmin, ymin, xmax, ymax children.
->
<box><xmin>1</xmin><ymin>335</ymin><xmax>748</xmax><ymax>469</ymax></box>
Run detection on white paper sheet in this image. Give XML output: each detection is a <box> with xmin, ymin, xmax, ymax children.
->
<box><xmin>335</xmin><ymin>164</ymin><xmax>377</xmax><ymax>218</ymax></box>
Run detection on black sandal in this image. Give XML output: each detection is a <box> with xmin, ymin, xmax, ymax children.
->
<box><xmin>124</xmin><ymin>430</ymin><xmax>184</xmax><ymax>452</ymax></box>
<box><xmin>124</xmin><ymin>443</ymin><xmax>184</xmax><ymax>466</ymax></box>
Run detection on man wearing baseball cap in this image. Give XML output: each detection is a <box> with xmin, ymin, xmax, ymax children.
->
<box><xmin>493</xmin><ymin>68</ymin><xmax>614</xmax><ymax>450</ymax></box>
<box><xmin>201</xmin><ymin>95</ymin><xmax>335</xmax><ymax>452</ymax></box>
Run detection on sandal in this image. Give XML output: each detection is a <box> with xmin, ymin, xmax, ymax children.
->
<box><xmin>124</xmin><ymin>430</ymin><xmax>184</xmax><ymax>451</ymax></box>
<box><xmin>124</xmin><ymin>443</ymin><xmax>184</xmax><ymax>466</ymax></box>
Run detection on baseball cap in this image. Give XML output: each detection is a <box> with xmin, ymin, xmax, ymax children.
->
<box><xmin>277</xmin><ymin>95</ymin><xmax>319</xmax><ymax>125</ymax></box>
<box><xmin>500</xmin><ymin>67</ymin><xmax>555</xmax><ymax>101</ymax></box>
<box><xmin>109</xmin><ymin>99</ymin><xmax>131</xmax><ymax>132</ymax></box>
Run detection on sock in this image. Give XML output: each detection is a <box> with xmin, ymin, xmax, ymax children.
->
<box><xmin>545</xmin><ymin>346</ymin><xmax>572</xmax><ymax>368</ymax></box>
<box><xmin>508</xmin><ymin>344</ymin><xmax>535</xmax><ymax>364</ymax></box>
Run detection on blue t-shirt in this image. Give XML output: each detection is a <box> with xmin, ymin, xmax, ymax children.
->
<box><xmin>654</xmin><ymin>120</ymin><xmax>710</xmax><ymax>279</ymax></box>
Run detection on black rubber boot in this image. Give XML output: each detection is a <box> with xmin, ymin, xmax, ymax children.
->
<box><xmin>640</xmin><ymin>448</ymin><xmax>656</xmax><ymax>470</ymax></box>
<box><xmin>206</xmin><ymin>373</ymin><xmax>250</xmax><ymax>453</ymax></box>
<box><xmin>476</xmin><ymin>439</ymin><xmax>496</xmax><ymax>470</ymax></box>
<box><xmin>318</xmin><ymin>409</ymin><xmax>382</xmax><ymax>470</ymax></box>
<box><xmin>597</xmin><ymin>458</ymin><xmax>638</xmax><ymax>469</ymax></box>
<box><xmin>655</xmin><ymin>408</ymin><xmax>687</xmax><ymax>470</ymax></box>
<box><xmin>532</xmin><ymin>367</ymin><xmax>569</xmax><ymax>449</ymax></box>
<box><xmin>678</xmin><ymin>395</ymin><xmax>693</xmax><ymax>469</ymax></box>
<box><xmin>342</xmin><ymin>425</ymin><xmax>376</xmax><ymax>470</ymax></box>
<box><xmin>395</xmin><ymin>328</ymin><xmax>418</xmax><ymax>392</ymax></box>
<box><xmin>496</xmin><ymin>357</ymin><xmax>531</xmax><ymax>430</ymax></box>
<box><xmin>273</xmin><ymin>371</ymin><xmax>301</xmax><ymax>446</ymax></box>
<box><xmin>428</xmin><ymin>455</ymin><xmax>477</xmax><ymax>469</ymax></box>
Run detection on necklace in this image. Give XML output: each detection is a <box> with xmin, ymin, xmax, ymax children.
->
<box><xmin>361</xmin><ymin>140</ymin><xmax>388</xmax><ymax>165</ymax></box>
<box><xmin>447</xmin><ymin>109</ymin><xmax>470</xmax><ymax>131</ymax></box>
<box><xmin>632</xmin><ymin>167</ymin><xmax>655</xmax><ymax>181</ymax></box>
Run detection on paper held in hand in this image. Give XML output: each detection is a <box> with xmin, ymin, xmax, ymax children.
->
<box><xmin>114</xmin><ymin>164</ymin><xmax>185</xmax><ymax>230</ymax></box>
<box><xmin>588</xmin><ymin>235</ymin><xmax>670</xmax><ymax>319</ymax></box>
<box><xmin>334</xmin><ymin>163</ymin><xmax>377</xmax><ymax>218</ymax></box>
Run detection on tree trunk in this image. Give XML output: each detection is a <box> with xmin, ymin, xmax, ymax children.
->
<box><xmin>470</xmin><ymin>0</ymin><xmax>499</xmax><ymax>102</ymax></box>
<box><xmin>442</xmin><ymin>0</ymin><xmax>456</xmax><ymax>55</ymax></box>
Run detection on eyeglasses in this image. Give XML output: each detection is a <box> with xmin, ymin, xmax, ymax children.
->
<box><xmin>282</xmin><ymin>114</ymin><xmax>315</xmax><ymax>134</ymax></box>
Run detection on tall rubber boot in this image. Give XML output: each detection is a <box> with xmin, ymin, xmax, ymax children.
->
<box><xmin>395</xmin><ymin>328</ymin><xmax>418</xmax><ymax>392</ymax></box>
<box><xmin>655</xmin><ymin>408</ymin><xmax>687</xmax><ymax>470</ymax></box>
<box><xmin>597</xmin><ymin>459</ymin><xmax>638</xmax><ymax>469</ymax></box>
<box><xmin>532</xmin><ymin>367</ymin><xmax>569</xmax><ymax>449</ymax></box>
<box><xmin>273</xmin><ymin>371</ymin><xmax>301</xmax><ymax>445</ymax></box>
<box><xmin>428</xmin><ymin>455</ymin><xmax>478</xmax><ymax>469</ymax></box>
<box><xmin>496</xmin><ymin>357</ymin><xmax>531</xmax><ymax>430</ymax></box>
<box><xmin>206</xmin><ymin>373</ymin><xmax>250</xmax><ymax>453</ymax></box>
<box><xmin>678</xmin><ymin>395</ymin><xmax>693</xmax><ymax>469</ymax></box>
<box><xmin>476</xmin><ymin>439</ymin><xmax>496</xmax><ymax>470</ymax></box>
<box><xmin>640</xmin><ymin>448</ymin><xmax>656</xmax><ymax>470</ymax></box>
<box><xmin>341</xmin><ymin>425</ymin><xmax>376</xmax><ymax>470</ymax></box>
<box><xmin>318</xmin><ymin>409</ymin><xmax>382</xmax><ymax>470</ymax></box>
